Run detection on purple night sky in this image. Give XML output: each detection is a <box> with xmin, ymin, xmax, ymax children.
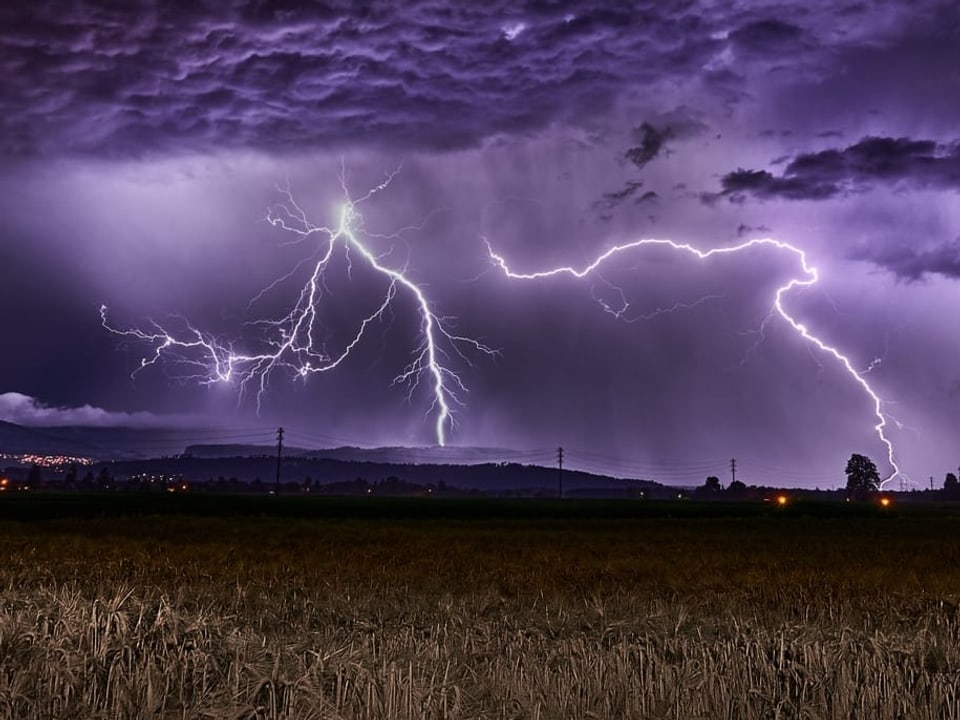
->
<box><xmin>1</xmin><ymin>1</ymin><xmax>958</xmax><ymax>487</ymax></box>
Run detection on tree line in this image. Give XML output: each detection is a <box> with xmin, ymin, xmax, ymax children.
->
<box><xmin>694</xmin><ymin>453</ymin><xmax>960</xmax><ymax>500</ymax></box>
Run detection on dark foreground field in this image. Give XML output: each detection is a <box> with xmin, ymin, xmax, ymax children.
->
<box><xmin>2</xmin><ymin>495</ymin><xmax>960</xmax><ymax>719</ymax></box>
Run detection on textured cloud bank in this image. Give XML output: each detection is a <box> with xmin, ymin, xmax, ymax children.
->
<box><xmin>852</xmin><ymin>238</ymin><xmax>960</xmax><ymax>282</ymax></box>
<box><xmin>0</xmin><ymin>0</ymin><xmax>942</xmax><ymax>157</ymax></box>
<box><xmin>0</xmin><ymin>392</ymin><xmax>192</xmax><ymax>428</ymax></box>
<box><xmin>720</xmin><ymin>137</ymin><xmax>960</xmax><ymax>201</ymax></box>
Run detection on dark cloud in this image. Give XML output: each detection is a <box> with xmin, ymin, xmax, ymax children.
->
<box><xmin>736</xmin><ymin>223</ymin><xmax>771</xmax><ymax>237</ymax></box>
<box><xmin>596</xmin><ymin>179</ymin><xmax>644</xmax><ymax>210</ymax></box>
<box><xmin>717</xmin><ymin>168</ymin><xmax>838</xmax><ymax>201</ymax></box>
<box><xmin>0</xmin><ymin>392</ymin><xmax>197</xmax><ymax>428</ymax></box>
<box><xmin>0</xmin><ymin>1</ymin><xmax>729</xmax><ymax>157</ymax></box>
<box><xmin>625</xmin><ymin>123</ymin><xmax>670</xmax><ymax>169</ymax></box>
<box><xmin>0</xmin><ymin>0</ymin><xmax>940</xmax><ymax>158</ymax></box>
<box><xmin>624</xmin><ymin>108</ymin><xmax>709</xmax><ymax>169</ymax></box>
<box><xmin>716</xmin><ymin>136</ymin><xmax>960</xmax><ymax>201</ymax></box>
<box><xmin>853</xmin><ymin>238</ymin><xmax>960</xmax><ymax>281</ymax></box>
<box><xmin>594</xmin><ymin>182</ymin><xmax>658</xmax><ymax>214</ymax></box>
<box><xmin>600</xmin><ymin>106</ymin><xmax>707</xmax><ymax>212</ymax></box>
<box><xmin>729</xmin><ymin>19</ymin><xmax>807</xmax><ymax>55</ymax></box>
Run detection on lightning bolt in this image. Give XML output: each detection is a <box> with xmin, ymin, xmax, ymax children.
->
<box><xmin>484</xmin><ymin>236</ymin><xmax>902</xmax><ymax>487</ymax></box>
<box><xmin>101</xmin><ymin>169</ymin><xmax>495</xmax><ymax>446</ymax></box>
<box><xmin>589</xmin><ymin>275</ymin><xmax>726</xmax><ymax>322</ymax></box>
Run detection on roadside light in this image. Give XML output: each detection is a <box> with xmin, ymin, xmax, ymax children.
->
<box><xmin>0</xmin><ymin>478</ymin><xmax>8</xmax><ymax>487</ymax></box>
<box><xmin>880</xmin><ymin>497</ymin><xmax>892</xmax><ymax>508</ymax></box>
<box><xmin>777</xmin><ymin>495</ymin><xmax>788</xmax><ymax>506</ymax></box>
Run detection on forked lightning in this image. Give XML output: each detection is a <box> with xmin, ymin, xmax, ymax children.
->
<box><xmin>485</xmin><ymin>235</ymin><xmax>901</xmax><ymax>486</ymax></box>
<box><xmin>102</xmin><ymin>171</ymin><xmax>495</xmax><ymax>446</ymax></box>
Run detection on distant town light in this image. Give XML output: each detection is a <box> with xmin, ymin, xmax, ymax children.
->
<box><xmin>0</xmin><ymin>452</ymin><xmax>95</xmax><ymax>469</ymax></box>
<box><xmin>880</xmin><ymin>497</ymin><xmax>892</xmax><ymax>508</ymax></box>
<box><xmin>777</xmin><ymin>495</ymin><xmax>788</xmax><ymax>506</ymax></box>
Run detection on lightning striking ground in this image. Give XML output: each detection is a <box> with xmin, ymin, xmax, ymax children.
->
<box><xmin>485</xmin><ymin>236</ymin><xmax>902</xmax><ymax>487</ymax></box>
<box><xmin>101</xmin><ymin>171</ymin><xmax>495</xmax><ymax>446</ymax></box>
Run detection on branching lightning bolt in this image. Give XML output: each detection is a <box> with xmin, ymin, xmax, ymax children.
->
<box><xmin>589</xmin><ymin>275</ymin><xmax>726</xmax><ymax>322</ymax></box>
<box><xmin>101</xmin><ymin>170</ymin><xmax>495</xmax><ymax>446</ymax></box>
<box><xmin>485</xmin><ymin>236</ymin><xmax>902</xmax><ymax>486</ymax></box>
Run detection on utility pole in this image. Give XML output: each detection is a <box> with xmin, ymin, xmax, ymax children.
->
<box><xmin>275</xmin><ymin>427</ymin><xmax>284</xmax><ymax>495</ymax></box>
<box><xmin>730</xmin><ymin>458</ymin><xmax>737</xmax><ymax>487</ymax></box>
<box><xmin>930</xmin><ymin>476</ymin><xmax>935</xmax><ymax>491</ymax></box>
<box><xmin>557</xmin><ymin>446</ymin><xmax>564</xmax><ymax>499</ymax></box>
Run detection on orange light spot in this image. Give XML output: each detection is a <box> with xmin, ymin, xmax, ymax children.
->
<box><xmin>777</xmin><ymin>495</ymin><xmax>788</xmax><ymax>506</ymax></box>
<box><xmin>880</xmin><ymin>497</ymin><xmax>891</xmax><ymax>508</ymax></box>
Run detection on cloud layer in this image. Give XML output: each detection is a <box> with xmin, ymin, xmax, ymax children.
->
<box><xmin>852</xmin><ymin>238</ymin><xmax>960</xmax><ymax>282</ymax></box>
<box><xmin>0</xmin><ymin>0</ymin><xmax>941</xmax><ymax>157</ymax></box>
<box><xmin>0</xmin><ymin>392</ymin><xmax>191</xmax><ymax>428</ymax></box>
<box><xmin>720</xmin><ymin>136</ymin><xmax>960</xmax><ymax>201</ymax></box>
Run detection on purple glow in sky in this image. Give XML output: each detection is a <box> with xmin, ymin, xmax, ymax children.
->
<box><xmin>1</xmin><ymin>1</ymin><xmax>958</xmax><ymax>487</ymax></box>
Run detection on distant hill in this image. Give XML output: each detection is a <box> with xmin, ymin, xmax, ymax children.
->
<box><xmin>0</xmin><ymin>420</ymin><xmax>105</xmax><ymax>456</ymax></box>
<box><xmin>0</xmin><ymin>420</ymin><xmax>544</xmax><ymax>469</ymax></box>
<box><xmin>0</xmin><ymin>423</ymin><xmax>666</xmax><ymax>497</ymax></box>
<box><xmin>305</xmin><ymin>445</ymin><xmax>530</xmax><ymax>465</ymax></box>
<box><xmin>96</xmin><ymin>455</ymin><xmax>665</xmax><ymax>496</ymax></box>
<box><xmin>185</xmin><ymin>444</ymin><xmax>310</xmax><ymax>458</ymax></box>
<box><xmin>0</xmin><ymin>421</ymin><xmax>225</xmax><ymax>460</ymax></box>
<box><xmin>184</xmin><ymin>443</ymin><xmax>531</xmax><ymax>466</ymax></box>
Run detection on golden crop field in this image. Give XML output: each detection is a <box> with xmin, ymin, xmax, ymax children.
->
<box><xmin>1</xmin><ymin>499</ymin><xmax>960</xmax><ymax>719</ymax></box>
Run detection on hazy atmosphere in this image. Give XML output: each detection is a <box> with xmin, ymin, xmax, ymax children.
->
<box><xmin>2</xmin><ymin>0</ymin><xmax>959</xmax><ymax>487</ymax></box>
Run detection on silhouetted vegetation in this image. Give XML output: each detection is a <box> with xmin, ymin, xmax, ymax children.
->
<box><xmin>944</xmin><ymin>471</ymin><xmax>960</xmax><ymax>500</ymax></box>
<box><xmin>845</xmin><ymin>452</ymin><xmax>880</xmax><ymax>500</ymax></box>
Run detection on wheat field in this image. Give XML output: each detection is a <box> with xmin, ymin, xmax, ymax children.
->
<box><xmin>1</xmin><ymin>503</ymin><xmax>959</xmax><ymax>719</ymax></box>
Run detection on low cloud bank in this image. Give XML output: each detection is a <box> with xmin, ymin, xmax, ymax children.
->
<box><xmin>0</xmin><ymin>392</ymin><xmax>192</xmax><ymax>428</ymax></box>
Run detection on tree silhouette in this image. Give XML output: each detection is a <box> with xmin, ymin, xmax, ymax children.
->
<box><xmin>845</xmin><ymin>453</ymin><xmax>880</xmax><ymax>500</ymax></box>
<box><xmin>695</xmin><ymin>475</ymin><xmax>722</xmax><ymax>499</ymax></box>
<box><xmin>944</xmin><ymin>472</ymin><xmax>960</xmax><ymax>500</ymax></box>
<box><xmin>725</xmin><ymin>479</ymin><xmax>748</xmax><ymax>499</ymax></box>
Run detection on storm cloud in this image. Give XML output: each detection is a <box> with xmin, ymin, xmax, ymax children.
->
<box><xmin>852</xmin><ymin>238</ymin><xmax>960</xmax><ymax>282</ymax></box>
<box><xmin>0</xmin><ymin>0</ymin><xmax>941</xmax><ymax>157</ymax></box>
<box><xmin>728</xmin><ymin>19</ymin><xmax>807</xmax><ymax>55</ymax></box>
<box><xmin>718</xmin><ymin>136</ymin><xmax>960</xmax><ymax>201</ymax></box>
<box><xmin>0</xmin><ymin>392</ymin><xmax>195</xmax><ymax>428</ymax></box>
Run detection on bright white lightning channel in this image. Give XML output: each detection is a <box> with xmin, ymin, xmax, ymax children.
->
<box><xmin>485</xmin><ymin>236</ymin><xmax>902</xmax><ymax>486</ymax></box>
<box><xmin>101</xmin><ymin>174</ymin><xmax>495</xmax><ymax>446</ymax></box>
